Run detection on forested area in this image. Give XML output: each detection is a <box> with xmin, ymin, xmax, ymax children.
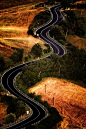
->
<box><xmin>17</xmin><ymin>45</ymin><xmax>86</xmax><ymax>92</ymax></box>
<box><xmin>50</xmin><ymin>10</ymin><xmax>86</xmax><ymax>40</ymax></box>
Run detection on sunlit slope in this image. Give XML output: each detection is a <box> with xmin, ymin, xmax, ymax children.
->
<box><xmin>0</xmin><ymin>4</ymin><xmax>45</xmax><ymax>57</ymax></box>
<box><xmin>29</xmin><ymin>78</ymin><xmax>86</xmax><ymax>129</ymax></box>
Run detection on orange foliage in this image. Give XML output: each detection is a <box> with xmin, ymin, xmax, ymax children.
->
<box><xmin>0</xmin><ymin>103</ymin><xmax>8</xmax><ymax>124</ymax></box>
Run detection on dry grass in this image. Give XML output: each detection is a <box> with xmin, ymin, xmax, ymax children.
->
<box><xmin>0</xmin><ymin>44</ymin><xmax>15</xmax><ymax>58</ymax></box>
<box><xmin>67</xmin><ymin>35</ymin><xmax>86</xmax><ymax>50</ymax></box>
<box><xmin>29</xmin><ymin>78</ymin><xmax>86</xmax><ymax>129</ymax></box>
<box><xmin>0</xmin><ymin>102</ymin><xmax>7</xmax><ymax>124</ymax></box>
<box><xmin>0</xmin><ymin>4</ymin><xmax>45</xmax><ymax>57</ymax></box>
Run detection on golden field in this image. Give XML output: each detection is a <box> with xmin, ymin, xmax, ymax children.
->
<box><xmin>29</xmin><ymin>78</ymin><xmax>86</xmax><ymax>129</ymax></box>
<box><xmin>0</xmin><ymin>4</ymin><xmax>45</xmax><ymax>58</ymax></box>
<box><xmin>0</xmin><ymin>102</ymin><xmax>7</xmax><ymax>125</ymax></box>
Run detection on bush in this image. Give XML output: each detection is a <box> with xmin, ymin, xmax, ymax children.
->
<box><xmin>10</xmin><ymin>48</ymin><xmax>24</xmax><ymax>63</ymax></box>
<box><xmin>4</xmin><ymin>113</ymin><xmax>16</xmax><ymax>124</ymax></box>
<box><xmin>31</xmin><ymin>43</ymin><xmax>42</xmax><ymax>57</ymax></box>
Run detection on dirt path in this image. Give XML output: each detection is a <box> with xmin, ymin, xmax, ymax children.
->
<box><xmin>29</xmin><ymin>78</ymin><xmax>86</xmax><ymax>129</ymax></box>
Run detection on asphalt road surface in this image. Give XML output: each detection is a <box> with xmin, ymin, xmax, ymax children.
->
<box><xmin>36</xmin><ymin>4</ymin><xmax>65</xmax><ymax>56</ymax></box>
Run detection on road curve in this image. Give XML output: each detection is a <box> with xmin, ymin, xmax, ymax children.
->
<box><xmin>1</xmin><ymin>62</ymin><xmax>48</xmax><ymax>129</ymax></box>
<box><xmin>1</xmin><ymin>4</ymin><xmax>65</xmax><ymax>129</ymax></box>
<box><xmin>36</xmin><ymin>4</ymin><xmax>66</xmax><ymax>56</ymax></box>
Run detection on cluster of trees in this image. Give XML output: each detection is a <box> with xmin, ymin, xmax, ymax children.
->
<box><xmin>31</xmin><ymin>43</ymin><xmax>42</xmax><ymax>57</ymax></box>
<box><xmin>31</xmin><ymin>43</ymin><xmax>51</xmax><ymax>57</ymax></box>
<box><xmin>4</xmin><ymin>113</ymin><xmax>16</xmax><ymax>124</ymax></box>
<box><xmin>44</xmin><ymin>43</ymin><xmax>51</xmax><ymax>53</ymax></box>
<box><xmin>0</xmin><ymin>95</ymin><xmax>27</xmax><ymax>125</ymax></box>
<box><xmin>24</xmin><ymin>43</ymin><xmax>51</xmax><ymax>61</ymax></box>
<box><xmin>64</xmin><ymin>10</ymin><xmax>85</xmax><ymax>37</ymax></box>
<box><xmin>50</xmin><ymin>10</ymin><xmax>86</xmax><ymax>39</ymax></box>
<box><xmin>9</xmin><ymin>48</ymin><xmax>24</xmax><ymax>63</ymax></box>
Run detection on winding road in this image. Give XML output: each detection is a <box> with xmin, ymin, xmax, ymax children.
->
<box><xmin>1</xmin><ymin>4</ymin><xmax>66</xmax><ymax>129</ymax></box>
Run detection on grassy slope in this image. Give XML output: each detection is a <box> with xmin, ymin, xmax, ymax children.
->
<box><xmin>0</xmin><ymin>3</ymin><xmax>46</xmax><ymax>58</ymax></box>
<box><xmin>0</xmin><ymin>0</ymin><xmax>38</xmax><ymax>9</ymax></box>
<box><xmin>29</xmin><ymin>77</ymin><xmax>86</xmax><ymax>129</ymax></box>
<box><xmin>67</xmin><ymin>35</ymin><xmax>86</xmax><ymax>50</ymax></box>
<box><xmin>0</xmin><ymin>0</ymin><xmax>48</xmax><ymax>9</ymax></box>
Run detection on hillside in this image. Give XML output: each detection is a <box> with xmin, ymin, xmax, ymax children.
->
<box><xmin>29</xmin><ymin>78</ymin><xmax>86</xmax><ymax>129</ymax></box>
<box><xmin>0</xmin><ymin>3</ymin><xmax>46</xmax><ymax>58</ymax></box>
<box><xmin>0</xmin><ymin>0</ymin><xmax>86</xmax><ymax>128</ymax></box>
<box><xmin>0</xmin><ymin>0</ymin><xmax>48</xmax><ymax>9</ymax></box>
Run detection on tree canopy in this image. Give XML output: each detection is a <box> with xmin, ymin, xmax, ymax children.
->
<box><xmin>4</xmin><ymin>113</ymin><xmax>16</xmax><ymax>124</ymax></box>
<box><xmin>31</xmin><ymin>43</ymin><xmax>42</xmax><ymax>57</ymax></box>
